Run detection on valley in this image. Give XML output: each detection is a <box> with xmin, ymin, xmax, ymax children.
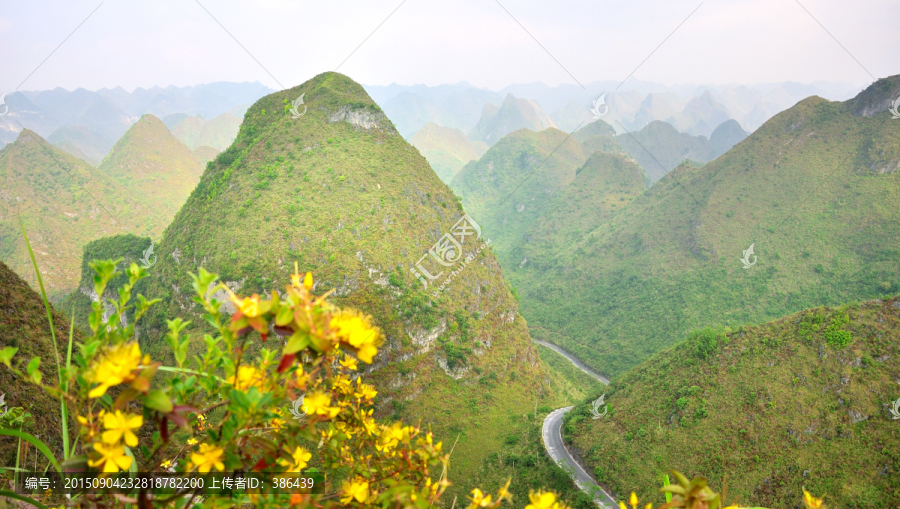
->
<box><xmin>0</xmin><ymin>9</ymin><xmax>897</xmax><ymax>505</ymax></box>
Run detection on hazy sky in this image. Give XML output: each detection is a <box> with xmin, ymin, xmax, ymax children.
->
<box><xmin>0</xmin><ymin>0</ymin><xmax>895</xmax><ymax>93</ymax></box>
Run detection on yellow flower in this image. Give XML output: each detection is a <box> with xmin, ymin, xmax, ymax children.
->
<box><xmin>190</xmin><ymin>443</ymin><xmax>225</xmax><ymax>473</ymax></box>
<box><xmin>160</xmin><ymin>460</ymin><xmax>172</xmax><ymax>469</ymax></box>
<box><xmin>329</xmin><ymin>311</ymin><xmax>380</xmax><ymax>364</ymax></box>
<box><xmin>354</xmin><ymin>380</ymin><xmax>377</xmax><ymax>400</ymax></box>
<box><xmin>339</xmin><ymin>355</ymin><xmax>358</xmax><ymax>371</ymax></box>
<box><xmin>301</xmin><ymin>391</ymin><xmax>340</xmax><ymax>418</ymax></box>
<box><xmin>616</xmin><ymin>492</ymin><xmax>650</xmax><ymax>509</ymax></box>
<box><xmin>187</xmin><ymin>438</ymin><xmax>198</xmax><ymax>446</ymax></box>
<box><xmin>803</xmin><ymin>489</ymin><xmax>825</xmax><ymax>509</ymax></box>
<box><xmin>303</xmin><ymin>271</ymin><xmax>313</xmax><ymax>290</ymax></box>
<box><xmin>88</xmin><ymin>442</ymin><xmax>133</xmax><ymax>473</ymax></box>
<box><xmin>340</xmin><ymin>479</ymin><xmax>369</xmax><ymax>504</ymax></box>
<box><xmin>101</xmin><ymin>410</ymin><xmax>143</xmax><ymax>447</ymax></box>
<box><xmin>227</xmin><ymin>289</ymin><xmax>262</xmax><ymax>318</ymax></box>
<box><xmin>226</xmin><ymin>365</ymin><xmax>265</xmax><ymax>390</ymax></box>
<box><xmin>278</xmin><ymin>446</ymin><xmax>312</xmax><ymax>472</ymax></box>
<box><xmin>271</xmin><ymin>418</ymin><xmax>286</xmax><ymax>430</ymax></box>
<box><xmin>88</xmin><ymin>343</ymin><xmax>143</xmax><ymax>398</ymax></box>
<box><xmin>469</xmin><ymin>488</ymin><xmax>493</xmax><ymax>507</ymax></box>
<box><xmin>526</xmin><ymin>490</ymin><xmax>561</xmax><ymax>509</ymax></box>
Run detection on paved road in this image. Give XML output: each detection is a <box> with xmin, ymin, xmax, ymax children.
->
<box><xmin>536</xmin><ymin>341</ymin><xmax>616</xmax><ymax>508</ymax></box>
<box><xmin>533</xmin><ymin>340</ymin><xmax>610</xmax><ymax>385</ymax></box>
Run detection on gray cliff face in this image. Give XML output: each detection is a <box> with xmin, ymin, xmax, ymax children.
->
<box><xmin>847</xmin><ymin>75</ymin><xmax>900</xmax><ymax>117</ymax></box>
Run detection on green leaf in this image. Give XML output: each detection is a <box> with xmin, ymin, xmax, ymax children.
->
<box><xmin>144</xmin><ymin>390</ymin><xmax>174</xmax><ymax>413</ymax></box>
<box><xmin>284</xmin><ymin>331</ymin><xmax>310</xmax><ymax>354</ymax></box>
<box><xmin>0</xmin><ymin>347</ymin><xmax>17</xmax><ymax>366</ymax></box>
<box><xmin>0</xmin><ymin>429</ymin><xmax>60</xmax><ymax>473</ymax></box>
<box><xmin>26</xmin><ymin>357</ymin><xmax>40</xmax><ymax>376</ymax></box>
<box><xmin>0</xmin><ymin>490</ymin><xmax>50</xmax><ymax>509</ymax></box>
<box><xmin>275</xmin><ymin>304</ymin><xmax>293</xmax><ymax>326</ymax></box>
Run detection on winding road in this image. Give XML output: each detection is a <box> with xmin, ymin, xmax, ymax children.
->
<box><xmin>535</xmin><ymin>340</ymin><xmax>616</xmax><ymax>508</ymax></box>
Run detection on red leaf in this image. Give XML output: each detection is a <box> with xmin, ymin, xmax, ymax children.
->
<box><xmin>277</xmin><ymin>353</ymin><xmax>297</xmax><ymax>373</ymax></box>
<box><xmin>252</xmin><ymin>457</ymin><xmax>269</xmax><ymax>471</ymax></box>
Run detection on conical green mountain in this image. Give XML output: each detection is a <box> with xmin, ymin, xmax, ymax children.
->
<box><xmin>567</xmin><ymin>298</ymin><xmax>900</xmax><ymax>508</ymax></box>
<box><xmin>97</xmin><ymin>114</ymin><xmax>205</xmax><ymax>236</ymax></box>
<box><xmin>0</xmin><ymin>258</ymin><xmax>76</xmax><ymax>466</ymax></box>
<box><xmin>468</xmin><ymin>94</ymin><xmax>556</xmax><ymax>145</ymax></box>
<box><xmin>511</xmin><ymin>74</ymin><xmax>900</xmax><ymax>377</ymax></box>
<box><xmin>0</xmin><ymin>130</ymin><xmax>141</xmax><ymax>298</ymax></box>
<box><xmin>130</xmin><ymin>72</ymin><xmax>567</xmax><ymax>495</ymax></box>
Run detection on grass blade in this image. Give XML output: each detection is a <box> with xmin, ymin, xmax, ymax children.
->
<box><xmin>0</xmin><ymin>490</ymin><xmax>50</xmax><ymax>509</ymax></box>
<box><xmin>0</xmin><ymin>429</ymin><xmax>60</xmax><ymax>473</ymax></box>
<box><xmin>17</xmin><ymin>215</ymin><xmax>68</xmax><ymax>459</ymax></box>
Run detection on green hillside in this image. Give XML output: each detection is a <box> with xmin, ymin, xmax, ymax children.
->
<box><xmin>515</xmin><ymin>152</ymin><xmax>646</xmax><ymax>271</ymax></box>
<box><xmin>566</xmin><ymin>298</ymin><xmax>900</xmax><ymax>508</ymax></box>
<box><xmin>97</xmin><ymin>114</ymin><xmax>205</xmax><ymax>236</ymax></box>
<box><xmin>409</xmin><ymin>122</ymin><xmax>488</xmax><ymax>183</ymax></box>
<box><xmin>0</xmin><ymin>258</ymin><xmax>75</xmax><ymax>467</ymax></box>
<box><xmin>511</xmin><ymin>75</ymin><xmax>900</xmax><ymax>378</ymax></box>
<box><xmin>120</xmin><ymin>72</ymin><xmax>576</xmax><ymax>503</ymax></box>
<box><xmin>450</xmin><ymin>127</ymin><xmax>588</xmax><ymax>271</ymax></box>
<box><xmin>0</xmin><ymin>130</ymin><xmax>144</xmax><ymax>298</ymax></box>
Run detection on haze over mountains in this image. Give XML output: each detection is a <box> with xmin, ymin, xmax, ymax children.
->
<box><xmin>0</xmin><ymin>114</ymin><xmax>205</xmax><ymax>298</ymax></box>
<box><xmin>456</xmin><ymin>75</ymin><xmax>900</xmax><ymax>379</ymax></box>
<box><xmin>0</xmin><ymin>82</ymin><xmax>273</xmax><ymax>163</ymax></box>
<box><xmin>2</xmin><ymin>65</ymin><xmax>897</xmax><ymax>509</ymax></box>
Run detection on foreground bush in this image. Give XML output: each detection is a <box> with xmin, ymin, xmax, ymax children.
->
<box><xmin>0</xmin><ymin>258</ymin><xmax>538</xmax><ymax>508</ymax></box>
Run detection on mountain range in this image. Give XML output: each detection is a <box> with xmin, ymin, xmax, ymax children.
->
<box><xmin>0</xmin><ymin>114</ymin><xmax>205</xmax><ymax>299</ymax></box>
<box><xmin>0</xmin><ymin>82</ymin><xmax>272</xmax><ymax>164</ymax></box>
<box><xmin>494</xmin><ymin>74</ymin><xmax>900</xmax><ymax>378</ymax></box>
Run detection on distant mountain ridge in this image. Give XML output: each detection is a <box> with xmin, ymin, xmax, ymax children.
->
<box><xmin>468</xmin><ymin>93</ymin><xmax>556</xmax><ymax>145</ymax></box>
<box><xmin>506</xmin><ymin>74</ymin><xmax>900</xmax><ymax>377</ymax></box>
<box><xmin>409</xmin><ymin>122</ymin><xmax>488</xmax><ymax>183</ymax></box>
<box><xmin>0</xmin><ymin>82</ymin><xmax>270</xmax><ymax>157</ymax></box>
<box><xmin>171</xmin><ymin>112</ymin><xmax>242</xmax><ymax>151</ymax></box>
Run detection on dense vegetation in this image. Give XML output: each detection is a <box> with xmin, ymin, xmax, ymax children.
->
<box><xmin>565</xmin><ymin>297</ymin><xmax>900</xmax><ymax>508</ymax></box>
<box><xmin>0</xmin><ymin>131</ymin><xmax>146</xmax><ymax>299</ymax></box>
<box><xmin>498</xmin><ymin>76</ymin><xmax>900</xmax><ymax>378</ymax></box>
